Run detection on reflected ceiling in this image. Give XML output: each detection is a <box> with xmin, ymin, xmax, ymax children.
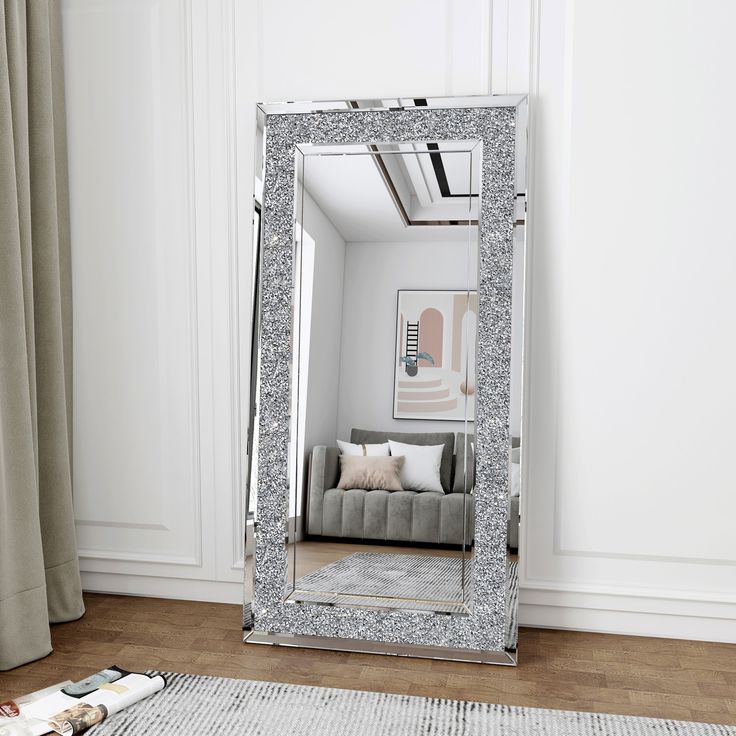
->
<box><xmin>301</xmin><ymin>142</ymin><xmax>480</xmax><ymax>243</ymax></box>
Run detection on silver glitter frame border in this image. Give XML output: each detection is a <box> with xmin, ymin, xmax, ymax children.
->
<box><xmin>248</xmin><ymin>98</ymin><xmax>526</xmax><ymax>655</ymax></box>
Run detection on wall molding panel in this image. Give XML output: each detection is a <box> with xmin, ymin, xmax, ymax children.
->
<box><xmin>491</xmin><ymin>0</ymin><xmax>531</xmax><ymax>95</ymax></box>
<box><xmin>63</xmin><ymin>0</ymin><xmax>248</xmax><ymax>595</ymax></box>
<box><xmin>520</xmin><ymin>581</ymin><xmax>736</xmax><ymax>644</ymax></box>
<box><xmin>80</xmin><ymin>572</ymin><xmax>245</xmax><ymax>605</ymax></box>
<box><xmin>63</xmin><ymin>0</ymin><xmax>203</xmax><ymax>573</ymax></box>
<box><xmin>519</xmin><ymin>0</ymin><xmax>736</xmax><ymax>643</ymax></box>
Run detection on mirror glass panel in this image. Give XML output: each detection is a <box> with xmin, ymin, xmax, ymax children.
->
<box><xmin>506</xmin><ymin>197</ymin><xmax>524</xmax><ymax>652</ymax></box>
<box><xmin>243</xmin><ymin>95</ymin><xmax>527</xmax><ymax>663</ymax></box>
<box><xmin>283</xmin><ymin>141</ymin><xmax>479</xmax><ymax>614</ymax></box>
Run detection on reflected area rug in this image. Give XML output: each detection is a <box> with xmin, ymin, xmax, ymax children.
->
<box><xmin>89</xmin><ymin>672</ymin><xmax>735</xmax><ymax>735</ymax></box>
<box><xmin>291</xmin><ymin>552</ymin><xmax>472</xmax><ymax>612</ymax></box>
<box><xmin>287</xmin><ymin>552</ymin><xmax>518</xmax><ymax>649</ymax></box>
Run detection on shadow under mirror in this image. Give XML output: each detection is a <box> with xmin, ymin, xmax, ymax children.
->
<box><xmin>283</xmin><ymin>141</ymin><xmax>481</xmax><ymax>616</ymax></box>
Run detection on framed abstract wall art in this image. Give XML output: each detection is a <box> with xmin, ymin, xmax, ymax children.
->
<box><xmin>393</xmin><ymin>289</ymin><xmax>478</xmax><ymax>421</ymax></box>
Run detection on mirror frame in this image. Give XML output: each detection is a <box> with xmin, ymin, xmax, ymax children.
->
<box><xmin>244</xmin><ymin>95</ymin><xmax>527</xmax><ymax>665</ymax></box>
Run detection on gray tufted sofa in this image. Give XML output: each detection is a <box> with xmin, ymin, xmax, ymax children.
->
<box><xmin>305</xmin><ymin>429</ymin><xmax>476</xmax><ymax>546</ymax></box>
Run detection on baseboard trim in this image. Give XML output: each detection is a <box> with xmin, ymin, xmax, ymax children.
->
<box><xmin>81</xmin><ymin>573</ymin><xmax>736</xmax><ymax>644</ymax></box>
<box><xmin>519</xmin><ymin>585</ymin><xmax>736</xmax><ymax>643</ymax></box>
<box><xmin>81</xmin><ymin>571</ymin><xmax>244</xmax><ymax>605</ymax></box>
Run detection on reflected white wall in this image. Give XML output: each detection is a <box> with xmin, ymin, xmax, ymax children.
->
<box><xmin>337</xmin><ymin>241</ymin><xmax>473</xmax><ymax>440</ymax></box>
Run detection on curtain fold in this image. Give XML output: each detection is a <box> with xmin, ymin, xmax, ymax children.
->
<box><xmin>0</xmin><ymin>0</ymin><xmax>84</xmax><ymax>671</ymax></box>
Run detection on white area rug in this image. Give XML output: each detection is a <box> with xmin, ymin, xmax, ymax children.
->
<box><xmin>89</xmin><ymin>673</ymin><xmax>736</xmax><ymax>735</ymax></box>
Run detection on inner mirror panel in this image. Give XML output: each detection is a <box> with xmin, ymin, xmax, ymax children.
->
<box><xmin>285</xmin><ymin>141</ymin><xmax>480</xmax><ymax>615</ymax></box>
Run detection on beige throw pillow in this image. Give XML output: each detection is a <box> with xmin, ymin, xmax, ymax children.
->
<box><xmin>337</xmin><ymin>455</ymin><xmax>405</xmax><ymax>492</ymax></box>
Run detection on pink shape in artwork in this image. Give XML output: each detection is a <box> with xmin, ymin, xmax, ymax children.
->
<box><xmin>419</xmin><ymin>307</ymin><xmax>443</xmax><ymax>367</ymax></box>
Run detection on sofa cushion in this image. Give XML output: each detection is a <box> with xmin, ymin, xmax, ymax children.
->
<box><xmin>341</xmin><ymin>488</ymin><xmax>367</xmax><ymax>538</ymax></box>
<box><xmin>363</xmin><ymin>490</ymin><xmax>390</xmax><ymax>539</ymax></box>
<box><xmin>453</xmin><ymin>432</ymin><xmax>475</xmax><ymax>492</ymax></box>
<box><xmin>316</xmin><ymin>487</ymin><xmax>473</xmax><ymax>545</ymax></box>
<box><xmin>351</xmin><ymin>428</ymin><xmax>455</xmax><ymax>491</ymax></box>
<box><xmin>321</xmin><ymin>488</ymin><xmax>345</xmax><ymax>536</ymax></box>
<box><xmin>411</xmin><ymin>491</ymin><xmax>442</xmax><ymax>543</ymax></box>
<box><xmin>440</xmin><ymin>492</ymin><xmax>474</xmax><ymax>544</ymax></box>
<box><xmin>385</xmin><ymin>491</ymin><xmax>415</xmax><ymax>541</ymax></box>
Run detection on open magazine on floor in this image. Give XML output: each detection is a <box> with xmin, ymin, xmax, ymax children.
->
<box><xmin>0</xmin><ymin>667</ymin><xmax>165</xmax><ymax>736</ymax></box>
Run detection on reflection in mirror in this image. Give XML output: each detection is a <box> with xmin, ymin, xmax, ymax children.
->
<box><xmin>282</xmin><ymin>142</ymin><xmax>481</xmax><ymax>616</ymax></box>
<box><xmin>506</xmin><ymin>204</ymin><xmax>524</xmax><ymax>653</ymax></box>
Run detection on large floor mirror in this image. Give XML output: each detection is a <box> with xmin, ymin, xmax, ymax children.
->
<box><xmin>244</xmin><ymin>96</ymin><xmax>526</xmax><ymax>664</ymax></box>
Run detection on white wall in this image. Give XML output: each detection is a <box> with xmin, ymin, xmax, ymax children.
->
<box><xmin>63</xmin><ymin>0</ymin><xmax>736</xmax><ymax>644</ymax></box>
<box><xmin>302</xmin><ymin>193</ymin><xmax>346</xmax><ymax>452</ymax></box>
<box><xmin>520</xmin><ymin>0</ymin><xmax>736</xmax><ymax>642</ymax></box>
<box><xmin>297</xmin><ymin>194</ymin><xmax>346</xmax><ymax>517</ymax></box>
<box><xmin>337</xmin><ymin>241</ymin><xmax>474</xmax><ymax>441</ymax></box>
<box><xmin>61</xmin><ymin>0</ymin><xmax>503</xmax><ymax>605</ymax></box>
<box><xmin>62</xmin><ymin>0</ymin><xmax>252</xmax><ymax>603</ymax></box>
<box><xmin>258</xmin><ymin>0</ymin><xmax>496</xmax><ymax>100</ymax></box>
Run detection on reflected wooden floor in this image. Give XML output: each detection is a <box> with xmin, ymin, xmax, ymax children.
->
<box><xmin>1</xmin><ymin>593</ymin><xmax>734</xmax><ymax>726</ymax></box>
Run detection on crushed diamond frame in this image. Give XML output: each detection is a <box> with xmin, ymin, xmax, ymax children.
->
<box><xmin>244</xmin><ymin>95</ymin><xmax>527</xmax><ymax>662</ymax></box>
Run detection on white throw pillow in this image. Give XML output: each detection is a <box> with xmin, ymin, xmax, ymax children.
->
<box><xmin>510</xmin><ymin>461</ymin><xmax>521</xmax><ymax>498</ymax></box>
<box><xmin>337</xmin><ymin>440</ymin><xmax>390</xmax><ymax>457</ymax></box>
<box><xmin>387</xmin><ymin>440</ymin><xmax>444</xmax><ymax>493</ymax></box>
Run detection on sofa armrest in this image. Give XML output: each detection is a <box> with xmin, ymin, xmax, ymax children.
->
<box><xmin>306</xmin><ymin>446</ymin><xmax>340</xmax><ymax>536</ymax></box>
<box><xmin>507</xmin><ymin>494</ymin><xmax>520</xmax><ymax>551</ymax></box>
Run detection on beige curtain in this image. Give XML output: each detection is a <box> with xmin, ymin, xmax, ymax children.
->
<box><xmin>0</xmin><ymin>0</ymin><xmax>84</xmax><ymax>670</ymax></box>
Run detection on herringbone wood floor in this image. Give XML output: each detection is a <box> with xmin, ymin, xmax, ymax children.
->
<box><xmin>1</xmin><ymin>593</ymin><xmax>734</xmax><ymax>726</ymax></box>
